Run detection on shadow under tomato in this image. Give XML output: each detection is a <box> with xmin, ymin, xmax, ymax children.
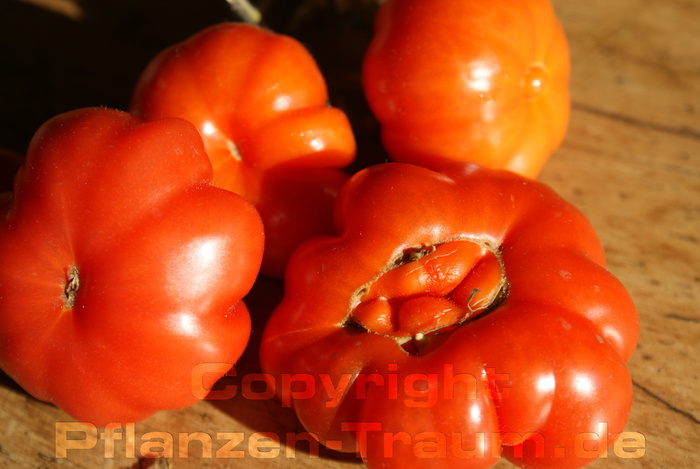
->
<box><xmin>0</xmin><ymin>368</ymin><xmax>30</xmax><ymax>397</ymax></box>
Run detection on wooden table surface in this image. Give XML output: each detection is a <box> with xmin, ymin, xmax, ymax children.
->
<box><xmin>0</xmin><ymin>0</ymin><xmax>697</xmax><ymax>467</ymax></box>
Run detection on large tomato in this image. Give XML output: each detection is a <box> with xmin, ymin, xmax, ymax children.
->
<box><xmin>130</xmin><ymin>22</ymin><xmax>356</xmax><ymax>278</ymax></box>
<box><xmin>0</xmin><ymin>107</ymin><xmax>264</xmax><ymax>426</ymax></box>
<box><xmin>362</xmin><ymin>0</ymin><xmax>570</xmax><ymax>177</ymax></box>
<box><xmin>260</xmin><ymin>162</ymin><xmax>638</xmax><ymax>468</ymax></box>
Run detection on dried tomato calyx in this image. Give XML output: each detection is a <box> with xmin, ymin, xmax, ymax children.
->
<box><xmin>345</xmin><ymin>239</ymin><xmax>508</xmax><ymax>354</ymax></box>
<box><xmin>63</xmin><ymin>265</ymin><xmax>80</xmax><ymax>309</ymax></box>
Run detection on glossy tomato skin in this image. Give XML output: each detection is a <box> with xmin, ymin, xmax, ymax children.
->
<box><xmin>260</xmin><ymin>163</ymin><xmax>638</xmax><ymax>468</ymax></box>
<box><xmin>0</xmin><ymin>107</ymin><xmax>264</xmax><ymax>426</ymax></box>
<box><xmin>363</xmin><ymin>0</ymin><xmax>570</xmax><ymax>178</ymax></box>
<box><xmin>130</xmin><ymin>22</ymin><xmax>356</xmax><ymax>278</ymax></box>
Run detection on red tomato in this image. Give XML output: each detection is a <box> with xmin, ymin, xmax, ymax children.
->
<box><xmin>130</xmin><ymin>22</ymin><xmax>356</xmax><ymax>278</ymax></box>
<box><xmin>362</xmin><ymin>0</ymin><xmax>571</xmax><ymax>178</ymax></box>
<box><xmin>260</xmin><ymin>162</ymin><xmax>638</xmax><ymax>468</ymax></box>
<box><xmin>0</xmin><ymin>107</ymin><xmax>264</xmax><ymax>426</ymax></box>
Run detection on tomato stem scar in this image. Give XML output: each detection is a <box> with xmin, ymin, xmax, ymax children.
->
<box><xmin>63</xmin><ymin>266</ymin><xmax>80</xmax><ymax>308</ymax></box>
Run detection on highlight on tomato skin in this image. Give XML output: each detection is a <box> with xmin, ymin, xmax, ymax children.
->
<box><xmin>0</xmin><ymin>107</ymin><xmax>265</xmax><ymax>427</ymax></box>
<box><xmin>362</xmin><ymin>0</ymin><xmax>571</xmax><ymax>178</ymax></box>
<box><xmin>130</xmin><ymin>21</ymin><xmax>357</xmax><ymax>279</ymax></box>
<box><xmin>260</xmin><ymin>162</ymin><xmax>638</xmax><ymax>469</ymax></box>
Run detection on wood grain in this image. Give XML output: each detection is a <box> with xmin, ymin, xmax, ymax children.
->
<box><xmin>0</xmin><ymin>0</ymin><xmax>697</xmax><ymax>467</ymax></box>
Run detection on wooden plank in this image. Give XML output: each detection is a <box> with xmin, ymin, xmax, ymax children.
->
<box><xmin>552</xmin><ymin>0</ymin><xmax>700</xmax><ymax>134</ymax></box>
<box><xmin>0</xmin><ymin>0</ymin><xmax>698</xmax><ymax>468</ymax></box>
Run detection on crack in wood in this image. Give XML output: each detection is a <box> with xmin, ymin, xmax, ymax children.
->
<box><xmin>663</xmin><ymin>313</ymin><xmax>700</xmax><ymax>323</ymax></box>
<box><xmin>633</xmin><ymin>380</ymin><xmax>700</xmax><ymax>425</ymax></box>
<box><xmin>572</xmin><ymin>101</ymin><xmax>700</xmax><ymax>141</ymax></box>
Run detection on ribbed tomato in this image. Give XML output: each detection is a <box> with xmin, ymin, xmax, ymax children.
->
<box><xmin>363</xmin><ymin>0</ymin><xmax>570</xmax><ymax>177</ymax></box>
